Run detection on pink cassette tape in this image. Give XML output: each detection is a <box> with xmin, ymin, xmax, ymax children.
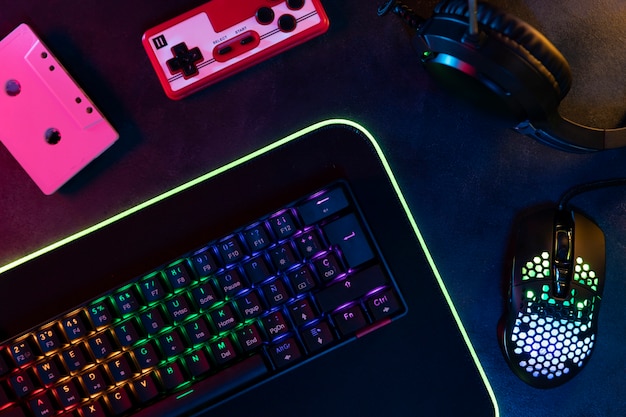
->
<box><xmin>0</xmin><ymin>24</ymin><xmax>119</xmax><ymax>195</ymax></box>
<box><xmin>142</xmin><ymin>0</ymin><xmax>329</xmax><ymax>100</ymax></box>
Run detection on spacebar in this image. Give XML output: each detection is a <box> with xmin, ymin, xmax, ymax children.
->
<box><xmin>133</xmin><ymin>355</ymin><xmax>269</xmax><ymax>417</ymax></box>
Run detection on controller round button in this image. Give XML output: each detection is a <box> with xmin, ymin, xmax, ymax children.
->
<box><xmin>278</xmin><ymin>14</ymin><xmax>297</xmax><ymax>32</ymax></box>
<box><xmin>256</xmin><ymin>7</ymin><xmax>275</xmax><ymax>24</ymax></box>
<box><xmin>5</xmin><ymin>79</ymin><xmax>21</xmax><ymax>97</ymax></box>
<box><xmin>45</xmin><ymin>128</ymin><xmax>62</xmax><ymax>145</ymax></box>
<box><xmin>287</xmin><ymin>0</ymin><xmax>305</xmax><ymax>10</ymax></box>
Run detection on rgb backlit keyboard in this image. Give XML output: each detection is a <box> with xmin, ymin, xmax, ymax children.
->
<box><xmin>0</xmin><ymin>181</ymin><xmax>406</xmax><ymax>417</ymax></box>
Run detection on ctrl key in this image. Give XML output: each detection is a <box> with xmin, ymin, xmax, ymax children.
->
<box><xmin>366</xmin><ymin>288</ymin><xmax>402</xmax><ymax>321</ymax></box>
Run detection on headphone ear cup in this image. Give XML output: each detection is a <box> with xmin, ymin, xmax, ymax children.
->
<box><xmin>417</xmin><ymin>0</ymin><xmax>573</xmax><ymax>121</ymax></box>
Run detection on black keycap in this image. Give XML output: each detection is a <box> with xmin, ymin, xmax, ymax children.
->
<box><xmin>269</xmin><ymin>242</ymin><xmax>299</xmax><ymax>271</ymax></box>
<box><xmin>184</xmin><ymin>348</ymin><xmax>211</xmax><ymax>377</ymax></box>
<box><xmin>107</xmin><ymin>385</ymin><xmax>134</xmax><ymax>416</ymax></box>
<box><xmin>216</xmin><ymin>268</ymin><xmax>246</xmax><ymax>297</ymax></box>
<box><xmin>314</xmin><ymin>252</ymin><xmax>344</xmax><ymax>282</ymax></box>
<box><xmin>261</xmin><ymin>278</ymin><xmax>290</xmax><ymax>308</ymax></box>
<box><xmin>29</xmin><ymin>392</ymin><xmax>58</xmax><ymax>417</ymax></box>
<box><xmin>0</xmin><ymin>407</ymin><xmax>28</xmax><ymax>417</ymax></box>
<box><xmin>114</xmin><ymin>319</ymin><xmax>142</xmax><ymax>347</ymax></box>
<box><xmin>315</xmin><ymin>265</ymin><xmax>387</xmax><ymax>313</ymax></box>
<box><xmin>128</xmin><ymin>356</ymin><xmax>268</xmax><ymax>417</ymax></box>
<box><xmin>159</xmin><ymin>329</ymin><xmax>187</xmax><ymax>358</ymax></box>
<box><xmin>236</xmin><ymin>291</ymin><xmax>264</xmax><ymax>320</ymax></box>
<box><xmin>209</xmin><ymin>303</ymin><xmax>238</xmax><ymax>333</ymax></box>
<box><xmin>88</xmin><ymin>330</ymin><xmax>118</xmax><ymax>360</ymax></box>
<box><xmin>62</xmin><ymin>343</ymin><xmax>92</xmax><ymax>372</ymax></box>
<box><xmin>35</xmin><ymin>357</ymin><xmax>65</xmax><ymax>386</ymax></box>
<box><xmin>184</xmin><ymin>317</ymin><xmax>212</xmax><ymax>346</ymax></box>
<box><xmin>268</xmin><ymin>337</ymin><xmax>302</xmax><ymax>368</ymax></box>
<box><xmin>157</xmin><ymin>360</ymin><xmax>186</xmax><ymax>391</ymax></box>
<box><xmin>300</xmin><ymin>321</ymin><xmax>335</xmax><ymax>353</ymax></box>
<box><xmin>295</xmin><ymin>229</ymin><xmax>324</xmax><ymax>258</ymax></box>
<box><xmin>140</xmin><ymin>307</ymin><xmax>169</xmax><ymax>335</ymax></box>
<box><xmin>298</xmin><ymin>186</ymin><xmax>350</xmax><ymax>225</ymax></box>
<box><xmin>132</xmin><ymin>372</ymin><xmax>160</xmax><ymax>404</ymax></box>
<box><xmin>261</xmin><ymin>311</ymin><xmax>290</xmax><ymax>340</ymax></box>
<box><xmin>133</xmin><ymin>341</ymin><xmax>161</xmax><ymax>370</ymax></box>
<box><xmin>288</xmin><ymin>298</ymin><xmax>317</xmax><ymax>327</ymax></box>
<box><xmin>35</xmin><ymin>326</ymin><xmax>64</xmax><ymax>353</ymax></box>
<box><xmin>323</xmin><ymin>213</ymin><xmax>374</xmax><ymax>268</ymax></box>
<box><xmin>139</xmin><ymin>274</ymin><xmax>167</xmax><ymax>303</ymax></box>
<box><xmin>113</xmin><ymin>287</ymin><xmax>141</xmax><ymax>316</ymax></box>
<box><xmin>333</xmin><ymin>304</ymin><xmax>368</xmax><ymax>336</ymax></box>
<box><xmin>191</xmin><ymin>281</ymin><xmax>220</xmax><ymax>310</ymax></box>
<box><xmin>79</xmin><ymin>397</ymin><xmax>108</xmax><ymax>417</ymax></box>
<box><xmin>9</xmin><ymin>338</ymin><xmax>37</xmax><ymax>367</ymax></box>
<box><xmin>235</xmin><ymin>324</ymin><xmax>264</xmax><ymax>352</ymax></box>
<box><xmin>54</xmin><ymin>379</ymin><xmax>81</xmax><ymax>408</ymax></box>
<box><xmin>191</xmin><ymin>249</ymin><xmax>219</xmax><ymax>277</ymax></box>
<box><xmin>87</xmin><ymin>299</ymin><xmax>116</xmax><ymax>329</ymax></box>
<box><xmin>107</xmin><ymin>353</ymin><xmax>135</xmax><ymax>383</ymax></box>
<box><xmin>164</xmin><ymin>262</ymin><xmax>194</xmax><ymax>290</ymax></box>
<box><xmin>243</xmin><ymin>223</ymin><xmax>272</xmax><ymax>252</ymax></box>
<box><xmin>287</xmin><ymin>265</ymin><xmax>317</xmax><ymax>295</ymax></box>
<box><xmin>217</xmin><ymin>236</ymin><xmax>245</xmax><ymax>265</ymax></box>
<box><xmin>243</xmin><ymin>256</ymin><xmax>273</xmax><ymax>284</ymax></box>
<box><xmin>210</xmin><ymin>336</ymin><xmax>237</xmax><ymax>365</ymax></box>
<box><xmin>82</xmin><ymin>367</ymin><xmax>109</xmax><ymax>395</ymax></box>
<box><xmin>366</xmin><ymin>288</ymin><xmax>403</xmax><ymax>321</ymax></box>
<box><xmin>268</xmin><ymin>210</ymin><xmax>298</xmax><ymax>239</ymax></box>
<box><xmin>9</xmin><ymin>369</ymin><xmax>37</xmax><ymax>398</ymax></box>
<box><xmin>165</xmin><ymin>294</ymin><xmax>193</xmax><ymax>323</ymax></box>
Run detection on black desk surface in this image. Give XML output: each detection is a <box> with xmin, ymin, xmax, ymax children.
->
<box><xmin>2</xmin><ymin>1</ymin><xmax>626</xmax><ymax>416</ymax></box>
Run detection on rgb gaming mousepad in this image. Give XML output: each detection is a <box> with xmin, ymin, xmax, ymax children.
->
<box><xmin>0</xmin><ymin>120</ymin><xmax>498</xmax><ymax>416</ymax></box>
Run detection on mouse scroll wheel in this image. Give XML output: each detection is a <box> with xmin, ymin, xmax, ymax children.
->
<box><xmin>555</xmin><ymin>230</ymin><xmax>572</xmax><ymax>264</ymax></box>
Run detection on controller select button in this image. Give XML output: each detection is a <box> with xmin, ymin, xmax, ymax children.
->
<box><xmin>278</xmin><ymin>15</ymin><xmax>297</xmax><ymax>32</ymax></box>
<box><xmin>166</xmin><ymin>43</ymin><xmax>204</xmax><ymax>78</ymax></box>
<box><xmin>256</xmin><ymin>7</ymin><xmax>275</xmax><ymax>25</ymax></box>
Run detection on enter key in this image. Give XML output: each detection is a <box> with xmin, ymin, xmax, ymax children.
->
<box><xmin>323</xmin><ymin>213</ymin><xmax>374</xmax><ymax>269</ymax></box>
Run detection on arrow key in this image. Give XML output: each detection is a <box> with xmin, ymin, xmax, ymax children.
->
<box><xmin>300</xmin><ymin>321</ymin><xmax>335</xmax><ymax>353</ymax></box>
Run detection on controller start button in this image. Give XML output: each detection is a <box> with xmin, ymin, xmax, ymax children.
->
<box><xmin>278</xmin><ymin>15</ymin><xmax>297</xmax><ymax>32</ymax></box>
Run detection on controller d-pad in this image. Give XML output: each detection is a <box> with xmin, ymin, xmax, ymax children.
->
<box><xmin>166</xmin><ymin>43</ymin><xmax>204</xmax><ymax>78</ymax></box>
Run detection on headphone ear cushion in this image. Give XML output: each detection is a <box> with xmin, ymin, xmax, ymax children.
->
<box><xmin>433</xmin><ymin>0</ymin><xmax>572</xmax><ymax>99</ymax></box>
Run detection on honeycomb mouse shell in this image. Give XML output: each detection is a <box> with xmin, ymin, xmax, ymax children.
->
<box><xmin>502</xmin><ymin>207</ymin><xmax>606</xmax><ymax>388</ymax></box>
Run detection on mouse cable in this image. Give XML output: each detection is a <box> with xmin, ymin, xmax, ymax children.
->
<box><xmin>377</xmin><ymin>0</ymin><xmax>423</xmax><ymax>29</ymax></box>
<box><xmin>557</xmin><ymin>178</ymin><xmax>626</xmax><ymax>211</ymax></box>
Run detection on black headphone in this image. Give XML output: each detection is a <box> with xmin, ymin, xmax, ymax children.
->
<box><xmin>379</xmin><ymin>0</ymin><xmax>626</xmax><ymax>152</ymax></box>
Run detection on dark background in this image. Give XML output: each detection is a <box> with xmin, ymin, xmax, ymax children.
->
<box><xmin>2</xmin><ymin>0</ymin><xmax>626</xmax><ymax>415</ymax></box>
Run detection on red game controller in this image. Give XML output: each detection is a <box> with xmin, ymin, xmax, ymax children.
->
<box><xmin>142</xmin><ymin>0</ymin><xmax>329</xmax><ymax>100</ymax></box>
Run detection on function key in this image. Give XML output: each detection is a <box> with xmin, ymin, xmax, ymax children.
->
<box><xmin>332</xmin><ymin>304</ymin><xmax>368</xmax><ymax>336</ymax></box>
<box><xmin>191</xmin><ymin>248</ymin><xmax>219</xmax><ymax>277</ymax></box>
<box><xmin>35</xmin><ymin>325</ymin><xmax>65</xmax><ymax>354</ymax></box>
<box><xmin>9</xmin><ymin>338</ymin><xmax>38</xmax><ymax>367</ymax></box>
<box><xmin>113</xmin><ymin>286</ymin><xmax>142</xmax><ymax>316</ymax></box>
<box><xmin>217</xmin><ymin>236</ymin><xmax>245</xmax><ymax>265</ymax></box>
<box><xmin>87</xmin><ymin>298</ymin><xmax>116</xmax><ymax>329</ymax></box>
<box><xmin>243</xmin><ymin>223</ymin><xmax>272</xmax><ymax>252</ymax></box>
<box><xmin>139</xmin><ymin>273</ymin><xmax>168</xmax><ymax>303</ymax></box>
<box><xmin>297</xmin><ymin>186</ymin><xmax>350</xmax><ymax>225</ymax></box>
<box><xmin>164</xmin><ymin>262</ymin><xmax>194</xmax><ymax>290</ymax></box>
<box><xmin>62</xmin><ymin>311</ymin><xmax>90</xmax><ymax>341</ymax></box>
<box><xmin>269</xmin><ymin>210</ymin><xmax>298</xmax><ymax>240</ymax></box>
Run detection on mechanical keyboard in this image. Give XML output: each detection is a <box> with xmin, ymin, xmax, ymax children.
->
<box><xmin>0</xmin><ymin>120</ymin><xmax>499</xmax><ymax>417</ymax></box>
